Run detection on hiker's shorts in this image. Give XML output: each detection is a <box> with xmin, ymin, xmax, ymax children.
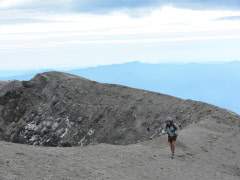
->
<box><xmin>168</xmin><ymin>135</ymin><xmax>177</xmax><ymax>143</ymax></box>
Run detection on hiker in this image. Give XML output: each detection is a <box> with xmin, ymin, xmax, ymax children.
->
<box><xmin>163</xmin><ymin>117</ymin><xmax>179</xmax><ymax>158</ymax></box>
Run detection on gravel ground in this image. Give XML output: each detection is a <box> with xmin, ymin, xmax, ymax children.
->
<box><xmin>1</xmin><ymin>118</ymin><xmax>239</xmax><ymax>180</ymax></box>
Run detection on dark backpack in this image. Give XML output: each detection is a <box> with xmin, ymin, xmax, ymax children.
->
<box><xmin>172</xmin><ymin>123</ymin><xmax>178</xmax><ymax>131</ymax></box>
<box><xmin>166</xmin><ymin>123</ymin><xmax>178</xmax><ymax>136</ymax></box>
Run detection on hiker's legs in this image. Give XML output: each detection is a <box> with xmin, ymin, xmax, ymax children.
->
<box><xmin>170</xmin><ymin>141</ymin><xmax>175</xmax><ymax>153</ymax></box>
<box><xmin>172</xmin><ymin>141</ymin><xmax>175</xmax><ymax>153</ymax></box>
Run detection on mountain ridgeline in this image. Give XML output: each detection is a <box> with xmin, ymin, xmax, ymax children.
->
<box><xmin>0</xmin><ymin>72</ymin><xmax>239</xmax><ymax>147</ymax></box>
<box><xmin>1</xmin><ymin>61</ymin><xmax>240</xmax><ymax>114</ymax></box>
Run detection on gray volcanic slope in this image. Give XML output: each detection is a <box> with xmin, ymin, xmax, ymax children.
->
<box><xmin>0</xmin><ymin>80</ymin><xmax>22</xmax><ymax>97</ymax></box>
<box><xmin>0</xmin><ymin>71</ymin><xmax>239</xmax><ymax>147</ymax></box>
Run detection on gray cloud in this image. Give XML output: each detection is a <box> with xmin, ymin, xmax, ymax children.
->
<box><xmin>71</xmin><ymin>0</ymin><xmax>161</xmax><ymax>13</ymax></box>
<box><xmin>173</xmin><ymin>0</ymin><xmax>240</xmax><ymax>10</ymax></box>
<box><xmin>1</xmin><ymin>0</ymin><xmax>240</xmax><ymax>13</ymax></box>
<box><xmin>70</xmin><ymin>0</ymin><xmax>240</xmax><ymax>13</ymax></box>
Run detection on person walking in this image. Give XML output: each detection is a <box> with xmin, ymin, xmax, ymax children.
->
<box><xmin>163</xmin><ymin>117</ymin><xmax>179</xmax><ymax>158</ymax></box>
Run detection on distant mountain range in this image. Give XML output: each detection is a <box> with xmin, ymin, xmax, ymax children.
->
<box><xmin>0</xmin><ymin>69</ymin><xmax>55</xmax><ymax>81</ymax></box>
<box><xmin>0</xmin><ymin>61</ymin><xmax>239</xmax><ymax>114</ymax></box>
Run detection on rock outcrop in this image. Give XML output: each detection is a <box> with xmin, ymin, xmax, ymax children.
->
<box><xmin>0</xmin><ymin>80</ymin><xmax>22</xmax><ymax>97</ymax></box>
<box><xmin>0</xmin><ymin>71</ymin><xmax>239</xmax><ymax>146</ymax></box>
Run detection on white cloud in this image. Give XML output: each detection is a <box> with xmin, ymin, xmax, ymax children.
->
<box><xmin>0</xmin><ymin>0</ymin><xmax>32</xmax><ymax>8</ymax></box>
<box><xmin>0</xmin><ymin>0</ymin><xmax>72</xmax><ymax>10</ymax></box>
<box><xmin>1</xmin><ymin>6</ymin><xmax>240</xmax><ymax>68</ymax></box>
<box><xmin>1</xmin><ymin>7</ymin><xmax>240</xmax><ymax>44</ymax></box>
<box><xmin>1</xmin><ymin>34</ymin><xmax>240</xmax><ymax>50</ymax></box>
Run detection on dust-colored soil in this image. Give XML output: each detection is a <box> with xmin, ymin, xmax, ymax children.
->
<box><xmin>1</xmin><ymin>118</ymin><xmax>239</xmax><ymax>180</ymax></box>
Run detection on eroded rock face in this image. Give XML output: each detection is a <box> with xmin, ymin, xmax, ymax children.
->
<box><xmin>0</xmin><ymin>71</ymin><xmax>239</xmax><ymax>146</ymax></box>
<box><xmin>0</xmin><ymin>80</ymin><xmax>22</xmax><ymax>97</ymax></box>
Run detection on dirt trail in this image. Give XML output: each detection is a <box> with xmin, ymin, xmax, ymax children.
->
<box><xmin>1</xmin><ymin>118</ymin><xmax>239</xmax><ymax>180</ymax></box>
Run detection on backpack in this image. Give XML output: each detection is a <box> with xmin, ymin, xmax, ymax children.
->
<box><xmin>165</xmin><ymin>123</ymin><xmax>178</xmax><ymax>136</ymax></box>
<box><xmin>172</xmin><ymin>123</ymin><xmax>178</xmax><ymax>131</ymax></box>
<box><xmin>172</xmin><ymin>123</ymin><xmax>178</xmax><ymax>136</ymax></box>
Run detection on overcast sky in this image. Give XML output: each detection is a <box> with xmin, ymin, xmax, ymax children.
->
<box><xmin>1</xmin><ymin>0</ymin><xmax>240</xmax><ymax>69</ymax></box>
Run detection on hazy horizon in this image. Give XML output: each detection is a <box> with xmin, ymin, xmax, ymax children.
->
<box><xmin>1</xmin><ymin>0</ymin><xmax>240</xmax><ymax>69</ymax></box>
<box><xmin>0</xmin><ymin>60</ymin><xmax>239</xmax><ymax>71</ymax></box>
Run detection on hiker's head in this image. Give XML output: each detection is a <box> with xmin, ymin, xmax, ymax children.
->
<box><xmin>166</xmin><ymin>117</ymin><xmax>173</xmax><ymax>125</ymax></box>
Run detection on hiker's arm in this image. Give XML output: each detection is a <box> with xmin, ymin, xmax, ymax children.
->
<box><xmin>161</xmin><ymin>125</ymin><xmax>168</xmax><ymax>135</ymax></box>
<box><xmin>161</xmin><ymin>125</ymin><xmax>167</xmax><ymax>134</ymax></box>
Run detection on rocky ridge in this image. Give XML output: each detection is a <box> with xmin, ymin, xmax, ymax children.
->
<box><xmin>0</xmin><ymin>71</ymin><xmax>239</xmax><ymax>146</ymax></box>
<box><xmin>0</xmin><ymin>80</ymin><xmax>22</xmax><ymax>97</ymax></box>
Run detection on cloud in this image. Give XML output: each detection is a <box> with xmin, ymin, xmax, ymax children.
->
<box><xmin>0</xmin><ymin>18</ymin><xmax>68</xmax><ymax>25</ymax></box>
<box><xmin>0</xmin><ymin>0</ymin><xmax>32</xmax><ymax>8</ymax></box>
<box><xmin>71</xmin><ymin>0</ymin><xmax>240</xmax><ymax>13</ymax></box>
<box><xmin>0</xmin><ymin>0</ymin><xmax>72</xmax><ymax>11</ymax></box>
<box><xmin>1</xmin><ymin>0</ymin><xmax>240</xmax><ymax>13</ymax></box>
<box><xmin>217</xmin><ymin>16</ymin><xmax>240</xmax><ymax>21</ymax></box>
<box><xmin>2</xmin><ymin>34</ymin><xmax>240</xmax><ymax>50</ymax></box>
<box><xmin>71</xmin><ymin>0</ymin><xmax>162</xmax><ymax>14</ymax></box>
<box><xmin>171</xmin><ymin>0</ymin><xmax>240</xmax><ymax>11</ymax></box>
